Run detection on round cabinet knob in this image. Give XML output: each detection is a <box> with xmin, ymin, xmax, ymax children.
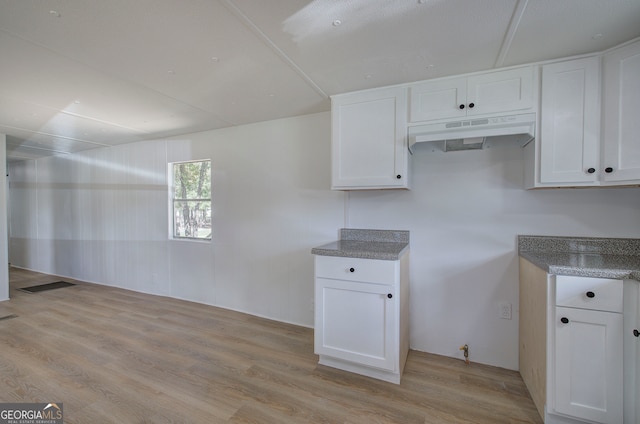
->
<box><xmin>634</xmin><ymin>329</ymin><xmax>640</xmax><ymax>337</ymax></box>
<box><xmin>349</xmin><ymin>267</ymin><xmax>355</xmax><ymax>273</ymax></box>
<box><xmin>586</xmin><ymin>291</ymin><xmax>595</xmax><ymax>298</ymax></box>
<box><xmin>605</xmin><ymin>167</ymin><xmax>614</xmax><ymax>173</ymax></box>
<box><xmin>587</xmin><ymin>168</ymin><xmax>596</xmax><ymax>174</ymax></box>
<box><xmin>396</xmin><ymin>174</ymin><xmax>402</xmax><ymax>179</ymax></box>
<box><xmin>459</xmin><ymin>104</ymin><xmax>465</xmax><ymax>110</ymax></box>
<box><xmin>560</xmin><ymin>317</ymin><xmax>569</xmax><ymax>324</ymax></box>
<box><xmin>387</xmin><ymin>293</ymin><xmax>393</xmax><ymax>299</ymax></box>
<box><xmin>468</xmin><ymin>102</ymin><xmax>475</xmax><ymax>108</ymax></box>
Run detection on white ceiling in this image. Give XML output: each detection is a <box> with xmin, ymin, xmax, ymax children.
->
<box><xmin>1</xmin><ymin>0</ymin><xmax>640</xmax><ymax>162</ymax></box>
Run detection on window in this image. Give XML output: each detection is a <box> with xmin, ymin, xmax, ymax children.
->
<box><xmin>170</xmin><ymin>159</ymin><xmax>212</xmax><ymax>240</ymax></box>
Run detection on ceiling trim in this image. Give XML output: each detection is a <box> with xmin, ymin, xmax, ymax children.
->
<box><xmin>494</xmin><ymin>0</ymin><xmax>530</xmax><ymax>68</ymax></box>
<box><xmin>6</xmin><ymin>142</ymin><xmax>72</xmax><ymax>155</ymax></box>
<box><xmin>1</xmin><ymin>124</ymin><xmax>111</xmax><ymax>147</ymax></box>
<box><xmin>220</xmin><ymin>0</ymin><xmax>328</xmax><ymax>99</ymax></box>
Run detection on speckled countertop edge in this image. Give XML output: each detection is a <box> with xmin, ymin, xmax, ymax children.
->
<box><xmin>340</xmin><ymin>228</ymin><xmax>409</xmax><ymax>243</ymax></box>
<box><xmin>518</xmin><ymin>235</ymin><xmax>640</xmax><ymax>281</ymax></box>
<box><xmin>518</xmin><ymin>235</ymin><xmax>640</xmax><ymax>255</ymax></box>
<box><xmin>312</xmin><ymin>229</ymin><xmax>409</xmax><ymax>261</ymax></box>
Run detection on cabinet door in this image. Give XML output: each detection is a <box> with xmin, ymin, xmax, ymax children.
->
<box><xmin>315</xmin><ymin>277</ymin><xmax>396</xmax><ymax>371</ymax></box>
<box><xmin>636</xmin><ymin>287</ymin><xmax>640</xmax><ymax>423</ymax></box>
<box><xmin>409</xmin><ymin>77</ymin><xmax>467</xmax><ymax>122</ymax></box>
<box><xmin>466</xmin><ymin>67</ymin><xmax>535</xmax><ymax>116</ymax></box>
<box><xmin>554</xmin><ymin>306</ymin><xmax>623</xmax><ymax>424</ymax></box>
<box><xmin>331</xmin><ymin>87</ymin><xmax>408</xmax><ymax>190</ymax></box>
<box><xmin>602</xmin><ymin>40</ymin><xmax>640</xmax><ymax>183</ymax></box>
<box><xmin>539</xmin><ymin>57</ymin><xmax>600</xmax><ymax>184</ymax></box>
<box><xmin>623</xmin><ymin>280</ymin><xmax>640</xmax><ymax>424</ymax></box>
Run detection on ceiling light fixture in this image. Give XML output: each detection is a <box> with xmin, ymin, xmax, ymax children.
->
<box><xmin>592</xmin><ymin>33</ymin><xmax>603</xmax><ymax>40</ymax></box>
<box><xmin>49</xmin><ymin>10</ymin><xmax>61</xmax><ymax>17</ymax></box>
<box><xmin>211</xmin><ymin>56</ymin><xmax>219</xmax><ymax>62</ymax></box>
<box><xmin>332</xmin><ymin>19</ymin><xmax>342</xmax><ymax>27</ymax></box>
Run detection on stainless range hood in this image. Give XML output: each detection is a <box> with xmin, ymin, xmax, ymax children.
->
<box><xmin>408</xmin><ymin>113</ymin><xmax>536</xmax><ymax>153</ymax></box>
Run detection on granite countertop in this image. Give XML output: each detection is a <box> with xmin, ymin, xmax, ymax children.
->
<box><xmin>311</xmin><ymin>229</ymin><xmax>409</xmax><ymax>261</ymax></box>
<box><xmin>518</xmin><ymin>235</ymin><xmax>640</xmax><ymax>281</ymax></box>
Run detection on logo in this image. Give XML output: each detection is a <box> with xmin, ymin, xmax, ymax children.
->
<box><xmin>0</xmin><ymin>403</ymin><xmax>63</xmax><ymax>424</ymax></box>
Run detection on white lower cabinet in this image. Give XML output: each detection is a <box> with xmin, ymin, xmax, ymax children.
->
<box><xmin>549</xmin><ymin>276</ymin><xmax>624</xmax><ymax>424</ymax></box>
<box><xmin>635</xmin><ymin>287</ymin><xmax>640</xmax><ymax>423</ymax></box>
<box><xmin>314</xmin><ymin>254</ymin><xmax>409</xmax><ymax>384</ymax></box>
<box><xmin>519</xmin><ymin>260</ymin><xmax>632</xmax><ymax>424</ymax></box>
<box><xmin>554</xmin><ymin>306</ymin><xmax>623</xmax><ymax>423</ymax></box>
<box><xmin>315</xmin><ymin>278</ymin><xmax>396</xmax><ymax>370</ymax></box>
<box><xmin>623</xmin><ymin>280</ymin><xmax>640</xmax><ymax>424</ymax></box>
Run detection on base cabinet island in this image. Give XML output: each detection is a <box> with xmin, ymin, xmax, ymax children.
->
<box><xmin>518</xmin><ymin>235</ymin><xmax>640</xmax><ymax>424</ymax></box>
<box><xmin>311</xmin><ymin>229</ymin><xmax>409</xmax><ymax>384</ymax></box>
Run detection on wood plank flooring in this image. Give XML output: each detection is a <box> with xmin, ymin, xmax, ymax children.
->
<box><xmin>0</xmin><ymin>267</ymin><xmax>543</xmax><ymax>423</ymax></box>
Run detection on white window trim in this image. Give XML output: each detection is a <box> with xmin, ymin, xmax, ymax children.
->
<box><xmin>168</xmin><ymin>159</ymin><xmax>212</xmax><ymax>242</ymax></box>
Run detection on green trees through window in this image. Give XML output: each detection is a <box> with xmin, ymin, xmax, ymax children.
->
<box><xmin>171</xmin><ymin>160</ymin><xmax>212</xmax><ymax>240</ymax></box>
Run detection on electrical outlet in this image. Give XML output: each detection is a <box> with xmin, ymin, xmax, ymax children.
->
<box><xmin>498</xmin><ymin>302</ymin><xmax>512</xmax><ymax>320</ymax></box>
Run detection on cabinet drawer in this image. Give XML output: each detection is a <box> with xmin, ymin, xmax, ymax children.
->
<box><xmin>315</xmin><ymin>255</ymin><xmax>397</xmax><ymax>285</ymax></box>
<box><xmin>555</xmin><ymin>276</ymin><xmax>623</xmax><ymax>313</ymax></box>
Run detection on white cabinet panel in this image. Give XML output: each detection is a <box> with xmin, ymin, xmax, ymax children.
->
<box><xmin>331</xmin><ymin>87</ymin><xmax>408</xmax><ymax>190</ymax></box>
<box><xmin>409</xmin><ymin>77</ymin><xmax>467</xmax><ymax>122</ymax></box>
<box><xmin>602</xmin><ymin>40</ymin><xmax>640</xmax><ymax>183</ymax></box>
<box><xmin>555</xmin><ymin>275</ymin><xmax>622</xmax><ymax>313</ymax></box>
<box><xmin>315</xmin><ymin>278</ymin><xmax>395</xmax><ymax>371</ymax></box>
<box><xmin>554</xmin><ymin>306</ymin><xmax>623</xmax><ymax>424</ymax></box>
<box><xmin>539</xmin><ymin>57</ymin><xmax>600</xmax><ymax>184</ymax></box>
<box><xmin>636</xmin><ymin>286</ymin><xmax>640</xmax><ymax>423</ymax></box>
<box><xmin>409</xmin><ymin>66</ymin><xmax>535</xmax><ymax>123</ymax></box>
<box><xmin>315</xmin><ymin>255</ymin><xmax>397</xmax><ymax>285</ymax></box>
<box><xmin>467</xmin><ymin>67</ymin><xmax>535</xmax><ymax>116</ymax></box>
<box><xmin>623</xmin><ymin>280</ymin><xmax>640</xmax><ymax>424</ymax></box>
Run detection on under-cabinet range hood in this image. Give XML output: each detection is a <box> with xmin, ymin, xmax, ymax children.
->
<box><xmin>408</xmin><ymin>113</ymin><xmax>536</xmax><ymax>153</ymax></box>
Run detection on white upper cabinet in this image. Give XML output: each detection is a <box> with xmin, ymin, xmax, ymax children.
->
<box><xmin>409</xmin><ymin>77</ymin><xmax>467</xmax><ymax>122</ymax></box>
<box><xmin>538</xmin><ymin>57</ymin><xmax>601</xmax><ymax>185</ymax></box>
<box><xmin>331</xmin><ymin>86</ymin><xmax>408</xmax><ymax>190</ymax></box>
<box><xmin>528</xmin><ymin>39</ymin><xmax>640</xmax><ymax>188</ymax></box>
<box><xmin>330</xmin><ymin>37</ymin><xmax>640</xmax><ymax>191</ymax></box>
<box><xmin>409</xmin><ymin>66</ymin><xmax>536</xmax><ymax>123</ymax></box>
<box><xmin>602</xmin><ymin>39</ymin><xmax>640</xmax><ymax>184</ymax></box>
<box><xmin>467</xmin><ymin>67</ymin><xmax>536</xmax><ymax>116</ymax></box>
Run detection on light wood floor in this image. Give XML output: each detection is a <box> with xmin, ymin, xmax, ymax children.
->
<box><xmin>0</xmin><ymin>267</ymin><xmax>543</xmax><ymax>423</ymax></box>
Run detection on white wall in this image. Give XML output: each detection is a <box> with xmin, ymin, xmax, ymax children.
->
<box><xmin>347</xmin><ymin>142</ymin><xmax>640</xmax><ymax>369</ymax></box>
<box><xmin>8</xmin><ymin>112</ymin><xmax>344</xmax><ymax>326</ymax></box>
<box><xmin>8</xmin><ymin>115</ymin><xmax>640</xmax><ymax>370</ymax></box>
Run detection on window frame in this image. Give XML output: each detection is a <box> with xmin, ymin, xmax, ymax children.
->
<box><xmin>168</xmin><ymin>159</ymin><xmax>212</xmax><ymax>242</ymax></box>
